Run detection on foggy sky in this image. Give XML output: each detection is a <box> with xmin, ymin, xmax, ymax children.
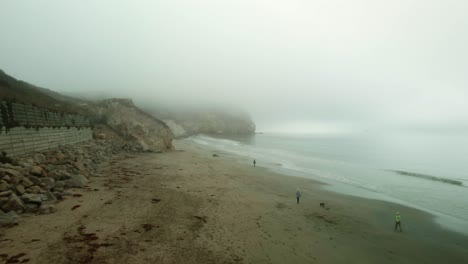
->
<box><xmin>1</xmin><ymin>0</ymin><xmax>467</xmax><ymax>133</ymax></box>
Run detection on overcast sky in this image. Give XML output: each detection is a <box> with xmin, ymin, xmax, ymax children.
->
<box><xmin>1</xmin><ymin>0</ymin><xmax>467</xmax><ymax>133</ymax></box>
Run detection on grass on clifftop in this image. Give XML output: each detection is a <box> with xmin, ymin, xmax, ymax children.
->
<box><xmin>0</xmin><ymin>69</ymin><xmax>81</xmax><ymax>113</ymax></box>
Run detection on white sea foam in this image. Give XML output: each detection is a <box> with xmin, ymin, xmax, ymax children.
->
<box><xmin>188</xmin><ymin>133</ymin><xmax>468</xmax><ymax>235</ymax></box>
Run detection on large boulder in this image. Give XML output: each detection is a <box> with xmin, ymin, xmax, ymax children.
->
<box><xmin>33</xmin><ymin>153</ymin><xmax>46</xmax><ymax>164</ymax></box>
<box><xmin>0</xmin><ymin>210</ymin><xmax>20</xmax><ymax>225</ymax></box>
<box><xmin>0</xmin><ymin>168</ymin><xmax>20</xmax><ymax>177</ymax></box>
<box><xmin>15</xmin><ymin>184</ymin><xmax>25</xmax><ymax>195</ymax></box>
<box><xmin>1</xmin><ymin>175</ymin><xmax>11</xmax><ymax>182</ymax></box>
<box><xmin>18</xmin><ymin>161</ymin><xmax>33</xmax><ymax>168</ymax></box>
<box><xmin>30</xmin><ymin>166</ymin><xmax>44</xmax><ymax>176</ymax></box>
<box><xmin>0</xmin><ymin>190</ymin><xmax>12</xmax><ymax>197</ymax></box>
<box><xmin>20</xmin><ymin>193</ymin><xmax>43</xmax><ymax>205</ymax></box>
<box><xmin>0</xmin><ymin>163</ymin><xmax>16</xmax><ymax>170</ymax></box>
<box><xmin>1</xmin><ymin>193</ymin><xmax>25</xmax><ymax>212</ymax></box>
<box><xmin>40</xmin><ymin>177</ymin><xmax>55</xmax><ymax>190</ymax></box>
<box><xmin>27</xmin><ymin>176</ymin><xmax>41</xmax><ymax>186</ymax></box>
<box><xmin>0</xmin><ymin>180</ymin><xmax>10</xmax><ymax>192</ymax></box>
<box><xmin>55</xmin><ymin>181</ymin><xmax>65</xmax><ymax>188</ymax></box>
<box><xmin>49</xmin><ymin>170</ymin><xmax>72</xmax><ymax>181</ymax></box>
<box><xmin>9</xmin><ymin>175</ymin><xmax>21</xmax><ymax>185</ymax></box>
<box><xmin>22</xmin><ymin>177</ymin><xmax>35</xmax><ymax>187</ymax></box>
<box><xmin>72</xmin><ymin>161</ymin><xmax>88</xmax><ymax>175</ymax></box>
<box><xmin>43</xmin><ymin>190</ymin><xmax>57</xmax><ymax>202</ymax></box>
<box><xmin>64</xmin><ymin>174</ymin><xmax>88</xmax><ymax>188</ymax></box>
<box><xmin>26</xmin><ymin>186</ymin><xmax>43</xmax><ymax>194</ymax></box>
<box><xmin>0</xmin><ymin>196</ymin><xmax>8</xmax><ymax>208</ymax></box>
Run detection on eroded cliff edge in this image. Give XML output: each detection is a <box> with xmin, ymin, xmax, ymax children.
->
<box><xmin>85</xmin><ymin>99</ymin><xmax>174</xmax><ymax>152</ymax></box>
<box><xmin>146</xmin><ymin>107</ymin><xmax>256</xmax><ymax>138</ymax></box>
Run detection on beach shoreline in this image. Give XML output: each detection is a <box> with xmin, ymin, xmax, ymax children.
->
<box><xmin>188</xmin><ymin>134</ymin><xmax>468</xmax><ymax>236</ymax></box>
<box><xmin>0</xmin><ymin>140</ymin><xmax>467</xmax><ymax>263</ymax></box>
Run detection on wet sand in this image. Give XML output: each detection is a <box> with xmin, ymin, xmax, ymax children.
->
<box><xmin>1</xmin><ymin>140</ymin><xmax>467</xmax><ymax>264</ymax></box>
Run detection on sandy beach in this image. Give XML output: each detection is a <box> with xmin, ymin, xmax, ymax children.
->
<box><xmin>1</xmin><ymin>140</ymin><xmax>467</xmax><ymax>264</ymax></box>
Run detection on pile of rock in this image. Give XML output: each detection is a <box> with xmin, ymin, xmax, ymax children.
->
<box><xmin>0</xmin><ymin>139</ymin><xmax>145</xmax><ymax>225</ymax></box>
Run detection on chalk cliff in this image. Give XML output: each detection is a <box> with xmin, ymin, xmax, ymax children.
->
<box><xmin>84</xmin><ymin>99</ymin><xmax>174</xmax><ymax>152</ymax></box>
<box><xmin>149</xmin><ymin>108</ymin><xmax>256</xmax><ymax>138</ymax></box>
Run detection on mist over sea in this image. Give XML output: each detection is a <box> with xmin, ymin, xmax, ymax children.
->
<box><xmin>190</xmin><ymin>132</ymin><xmax>468</xmax><ymax>234</ymax></box>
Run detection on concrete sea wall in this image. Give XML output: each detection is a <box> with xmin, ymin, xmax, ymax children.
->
<box><xmin>0</xmin><ymin>127</ymin><xmax>92</xmax><ymax>157</ymax></box>
<box><xmin>0</xmin><ymin>101</ymin><xmax>92</xmax><ymax>157</ymax></box>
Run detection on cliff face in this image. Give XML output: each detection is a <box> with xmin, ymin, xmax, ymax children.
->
<box><xmin>174</xmin><ymin>112</ymin><xmax>256</xmax><ymax>136</ymax></box>
<box><xmin>149</xmin><ymin>108</ymin><xmax>256</xmax><ymax>138</ymax></box>
<box><xmin>87</xmin><ymin>99</ymin><xmax>174</xmax><ymax>152</ymax></box>
<box><xmin>162</xmin><ymin>120</ymin><xmax>188</xmax><ymax>138</ymax></box>
<box><xmin>1</xmin><ymin>70</ymin><xmax>174</xmax><ymax>151</ymax></box>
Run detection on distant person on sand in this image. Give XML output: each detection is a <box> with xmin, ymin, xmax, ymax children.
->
<box><xmin>395</xmin><ymin>212</ymin><xmax>402</xmax><ymax>232</ymax></box>
<box><xmin>253</xmin><ymin>159</ymin><xmax>256</xmax><ymax>167</ymax></box>
<box><xmin>296</xmin><ymin>189</ymin><xmax>301</xmax><ymax>204</ymax></box>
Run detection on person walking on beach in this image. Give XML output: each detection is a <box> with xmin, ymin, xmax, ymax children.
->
<box><xmin>395</xmin><ymin>212</ymin><xmax>402</xmax><ymax>232</ymax></box>
<box><xmin>296</xmin><ymin>189</ymin><xmax>301</xmax><ymax>204</ymax></box>
<box><xmin>253</xmin><ymin>159</ymin><xmax>256</xmax><ymax>167</ymax></box>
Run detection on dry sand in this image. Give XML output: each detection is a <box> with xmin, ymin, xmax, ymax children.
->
<box><xmin>1</xmin><ymin>140</ymin><xmax>467</xmax><ymax>264</ymax></box>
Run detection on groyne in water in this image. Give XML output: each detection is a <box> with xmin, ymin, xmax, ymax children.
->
<box><xmin>389</xmin><ymin>170</ymin><xmax>463</xmax><ymax>186</ymax></box>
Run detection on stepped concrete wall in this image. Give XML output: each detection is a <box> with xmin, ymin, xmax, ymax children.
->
<box><xmin>0</xmin><ymin>101</ymin><xmax>92</xmax><ymax>157</ymax></box>
<box><xmin>0</xmin><ymin>127</ymin><xmax>92</xmax><ymax>157</ymax></box>
<box><xmin>0</xmin><ymin>101</ymin><xmax>90</xmax><ymax>129</ymax></box>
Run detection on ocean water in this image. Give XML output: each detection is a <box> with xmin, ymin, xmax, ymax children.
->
<box><xmin>189</xmin><ymin>132</ymin><xmax>468</xmax><ymax>234</ymax></box>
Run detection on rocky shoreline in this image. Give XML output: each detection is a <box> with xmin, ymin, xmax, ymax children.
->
<box><xmin>0</xmin><ymin>138</ymin><xmax>146</xmax><ymax>226</ymax></box>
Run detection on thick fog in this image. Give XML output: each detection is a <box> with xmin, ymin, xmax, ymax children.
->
<box><xmin>1</xmin><ymin>0</ymin><xmax>467</xmax><ymax>133</ymax></box>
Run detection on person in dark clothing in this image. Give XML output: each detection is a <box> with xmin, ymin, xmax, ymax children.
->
<box><xmin>296</xmin><ymin>189</ymin><xmax>301</xmax><ymax>204</ymax></box>
<box><xmin>253</xmin><ymin>159</ymin><xmax>256</xmax><ymax>167</ymax></box>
